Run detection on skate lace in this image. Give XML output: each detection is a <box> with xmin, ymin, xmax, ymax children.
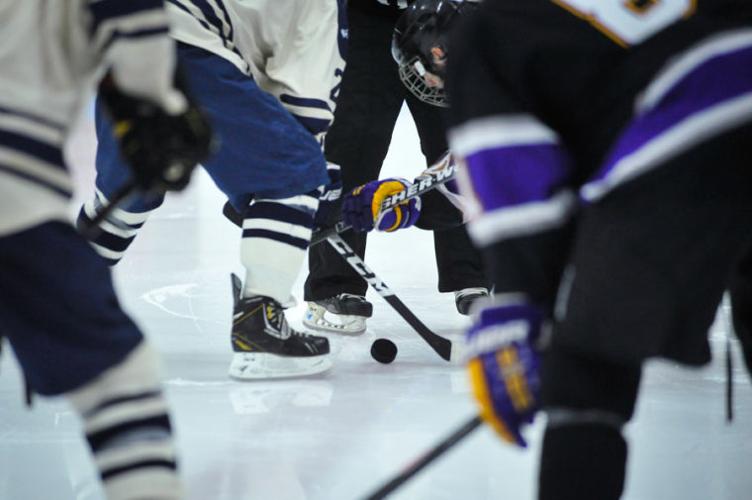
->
<box><xmin>266</xmin><ymin>302</ymin><xmax>315</xmax><ymax>341</ymax></box>
<box><xmin>265</xmin><ymin>302</ymin><xmax>291</xmax><ymax>339</ymax></box>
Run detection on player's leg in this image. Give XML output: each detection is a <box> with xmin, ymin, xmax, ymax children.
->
<box><xmin>303</xmin><ymin>1</ymin><xmax>406</xmax><ymax>334</ymax></box>
<box><xmin>539</xmin><ymin>349</ymin><xmax>640</xmax><ymax>500</ymax></box>
<box><xmin>541</xmin><ymin>121</ymin><xmax>752</xmax><ymax>499</ymax></box>
<box><xmin>727</xmin><ymin>244</ymin><xmax>752</xmax><ymax>380</ymax></box>
<box><xmin>76</xmin><ymin>98</ymin><xmax>166</xmax><ymax>265</ymax></box>
<box><xmin>172</xmin><ymin>43</ymin><xmax>332</xmax><ymax>378</ymax></box>
<box><xmin>0</xmin><ymin>222</ymin><xmax>180</xmax><ymax>499</ymax></box>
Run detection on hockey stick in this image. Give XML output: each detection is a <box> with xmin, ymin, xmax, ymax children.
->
<box><xmin>319</xmin><ymin>160</ymin><xmax>460</xmax><ymax>361</ymax></box>
<box><xmin>220</xmin><ymin>158</ymin><xmax>460</xmax><ymax>360</ymax></box>
<box><xmin>362</xmin><ymin>415</ymin><xmax>483</xmax><ymax>500</ymax></box>
<box><xmin>326</xmin><ymin>233</ymin><xmax>458</xmax><ymax>362</ymax></box>
<box><xmin>221</xmin><ymin>159</ymin><xmax>458</xmax><ymax>245</ymax></box>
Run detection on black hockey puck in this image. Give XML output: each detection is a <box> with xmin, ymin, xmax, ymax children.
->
<box><xmin>371</xmin><ymin>338</ymin><xmax>397</xmax><ymax>364</ymax></box>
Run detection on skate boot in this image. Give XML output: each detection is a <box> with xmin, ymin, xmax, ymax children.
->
<box><xmin>229</xmin><ymin>278</ymin><xmax>331</xmax><ymax>380</ymax></box>
<box><xmin>454</xmin><ymin>287</ymin><xmax>490</xmax><ymax>315</ymax></box>
<box><xmin>303</xmin><ymin>293</ymin><xmax>373</xmax><ymax>335</ymax></box>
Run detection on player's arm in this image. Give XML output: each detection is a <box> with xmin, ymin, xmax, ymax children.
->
<box><xmin>451</xmin><ymin>113</ymin><xmax>576</xmax><ymax>446</ymax></box>
<box><xmin>444</xmin><ymin>1</ymin><xmax>579</xmax><ymax>444</ymax></box>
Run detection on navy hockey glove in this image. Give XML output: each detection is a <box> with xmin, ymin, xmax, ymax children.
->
<box><xmin>99</xmin><ymin>72</ymin><xmax>213</xmax><ymax>192</ymax></box>
<box><xmin>314</xmin><ymin>162</ymin><xmax>343</xmax><ymax>229</ymax></box>
<box><xmin>342</xmin><ymin>178</ymin><xmax>421</xmax><ymax>232</ymax></box>
<box><xmin>465</xmin><ymin>299</ymin><xmax>543</xmax><ymax>447</ymax></box>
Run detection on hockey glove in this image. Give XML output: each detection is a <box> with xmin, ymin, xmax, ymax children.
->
<box><xmin>465</xmin><ymin>299</ymin><xmax>543</xmax><ymax>447</ymax></box>
<box><xmin>342</xmin><ymin>178</ymin><xmax>421</xmax><ymax>232</ymax></box>
<box><xmin>98</xmin><ymin>72</ymin><xmax>213</xmax><ymax>193</ymax></box>
<box><xmin>314</xmin><ymin>162</ymin><xmax>343</xmax><ymax>229</ymax></box>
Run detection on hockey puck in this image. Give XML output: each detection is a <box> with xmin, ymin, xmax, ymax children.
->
<box><xmin>370</xmin><ymin>338</ymin><xmax>397</xmax><ymax>364</ymax></box>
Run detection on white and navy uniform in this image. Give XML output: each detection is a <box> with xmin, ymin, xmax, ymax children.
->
<box><xmin>167</xmin><ymin>0</ymin><xmax>347</xmax><ymax>141</ymax></box>
<box><xmin>0</xmin><ymin>2</ymin><xmax>183</xmax><ymax>498</ymax></box>
<box><xmin>0</xmin><ymin>0</ymin><xmax>180</xmax><ymax>237</ymax></box>
<box><xmin>80</xmin><ymin>0</ymin><xmax>348</xmax><ymax>304</ymax></box>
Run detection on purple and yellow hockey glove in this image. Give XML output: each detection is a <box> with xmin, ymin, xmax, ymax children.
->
<box><xmin>342</xmin><ymin>178</ymin><xmax>421</xmax><ymax>232</ymax></box>
<box><xmin>465</xmin><ymin>300</ymin><xmax>543</xmax><ymax>447</ymax></box>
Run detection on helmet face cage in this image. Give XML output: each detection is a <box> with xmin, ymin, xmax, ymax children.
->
<box><xmin>392</xmin><ymin>0</ymin><xmax>475</xmax><ymax>108</ymax></box>
<box><xmin>396</xmin><ymin>55</ymin><xmax>449</xmax><ymax>108</ymax></box>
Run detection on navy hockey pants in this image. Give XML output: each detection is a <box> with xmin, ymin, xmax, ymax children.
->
<box><xmin>0</xmin><ymin>222</ymin><xmax>142</xmax><ymax>395</ymax></box>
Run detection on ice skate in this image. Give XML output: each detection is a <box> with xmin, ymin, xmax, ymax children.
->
<box><xmin>230</xmin><ymin>277</ymin><xmax>331</xmax><ymax>380</ymax></box>
<box><xmin>303</xmin><ymin>293</ymin><xmax>373</xmax><ymax>335</ymax></box>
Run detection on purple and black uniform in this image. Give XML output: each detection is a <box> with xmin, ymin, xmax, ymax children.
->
<box><xmin>448</xmin><ymin>1</ymin><xmax>752</xmax><ymax>498</ymax></box>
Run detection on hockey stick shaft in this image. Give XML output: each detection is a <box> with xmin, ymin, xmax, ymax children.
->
<box><xmin>362</xmin><ymin>415</ymin><xmax>483</xmax><ymax>500</ymax></box>
<box><xmin>326</xmin><ymin>233</ymin><xmax>455</xmax><ymax>361</ymax></box>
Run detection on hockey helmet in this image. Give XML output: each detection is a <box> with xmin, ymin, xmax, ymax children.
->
<box><xmin>392</xmin><ymin>0</ymin><xmax>477</xmax><ymax>107</ymax></box>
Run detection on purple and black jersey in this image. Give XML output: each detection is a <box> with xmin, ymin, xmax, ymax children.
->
<box><xmin>446</xmin><ymin>0</ymin><xmax>752</xmax><ymax>306</ymax></box>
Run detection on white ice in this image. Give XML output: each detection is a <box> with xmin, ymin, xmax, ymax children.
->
<box><xmin>1</xmin><ymin>105</ymin><xmax>751</xmax><ymax>500</ymax></box>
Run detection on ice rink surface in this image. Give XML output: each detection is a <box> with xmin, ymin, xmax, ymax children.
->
<box><xmin>1</xmin><ymin>106</ymin><xmax>751</xmax><ymax>500</ymax></box>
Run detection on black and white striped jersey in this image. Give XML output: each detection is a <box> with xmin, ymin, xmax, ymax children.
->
<box><xmin>165</xmin><ymin>0</ymin><xmax>347</xmax><ymax>142</ymax></box>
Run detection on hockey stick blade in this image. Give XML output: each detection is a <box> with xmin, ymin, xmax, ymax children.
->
<box><xmin>362</xmin><ymin>415</ymin><xmax>483</xmax><ymax>500</ymax></box>
<box><xmin>326</xmin><ymin>233</ymin><xmax>455</xmax><ymax>362</ymax></box>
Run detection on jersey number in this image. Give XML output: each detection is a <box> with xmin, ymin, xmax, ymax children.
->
<box><xmin>553</xmin><ymin>0</ymin><xmax>696</xmax><ymax>46</ymax></box>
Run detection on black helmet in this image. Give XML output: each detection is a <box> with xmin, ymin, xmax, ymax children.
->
<box><xmin>392</xmin><ymin>0</ymin><xmax>477</xmax><ymax>107</ymax></box>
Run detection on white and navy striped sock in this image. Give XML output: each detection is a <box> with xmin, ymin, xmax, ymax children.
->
<box><xmin>77</xmin><ymin>191</ymin><xmax>155</xmax><ymax>265</ymax></box>
<box><xmin>240</xmin><ymin>192</ymin><xmax>319</xmax><ymax>303</ymax></box>
<box><xmin>67</xmin><ymin>342</ymin><xmax>181</xmax><ymax>500</ymax></box>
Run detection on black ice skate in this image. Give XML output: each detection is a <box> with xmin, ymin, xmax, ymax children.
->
<box><xmin>303</xmin><ymin>293</ymin><xmax>373</xmax><ymax>335</ymax></box>
<box><xmin>229</xmin><ymin>275</ymin><xmax>331</xmax><ymax>379</ymax></box>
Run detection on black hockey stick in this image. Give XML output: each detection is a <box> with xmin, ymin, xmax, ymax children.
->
<box><xmin>362</xmin><ymin>415</ymin><xmax>483</xmax><ymax>500</ymax></box>
<box><xmin>326</xmin><ymin>233</ymin><xmax>458</xmax><ymax>362</ymax></box>
<box><xmin>220</xmin><ymin>157</ymin><xmax>460</xmax><ymax>360</ymax></box>
<box><xmin>319</xmin><ymin>160</ymin><xmax>460</xmax><ymax>361</ymax></box>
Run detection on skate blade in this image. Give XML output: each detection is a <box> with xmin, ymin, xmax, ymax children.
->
<box><xmin>228</xmin><ymin>352</ymin><xmax>333</xmax><ymax>380</ymax></box>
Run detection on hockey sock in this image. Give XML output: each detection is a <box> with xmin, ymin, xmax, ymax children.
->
<box><xmin>67</xmin><ymin>341</ymin><xmax>181</xmax><ymax>500</ymax></box>
<box><xmin>240</xmin><ymin>192</ymin><xmax>319</xmax><ymax>303</ymax></box>
<box><xmin>538</xmin><ymin>423</ymin><xmax>627</xmax><ymax>500</ymax></box>
<box><xmin>77</xmin><ymin>191</ymin><xmax>155</xmax><ymax>265</ymax></box>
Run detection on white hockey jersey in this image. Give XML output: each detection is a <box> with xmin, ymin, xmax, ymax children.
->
<box><xmin>166</xmin><ymin>0</ymin><xmax>347</xmax><ymax>141</ymax></box>
<box><xmin>0</xmin><ymin>0</ymin><xmax>180</xmax><ymax>236</ymax></box>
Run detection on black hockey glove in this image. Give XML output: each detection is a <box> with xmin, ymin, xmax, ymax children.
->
<box><xmin>98</xmin><ymin>72</ymin><xmax>214</xmax><ymax>193</ymax></box>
